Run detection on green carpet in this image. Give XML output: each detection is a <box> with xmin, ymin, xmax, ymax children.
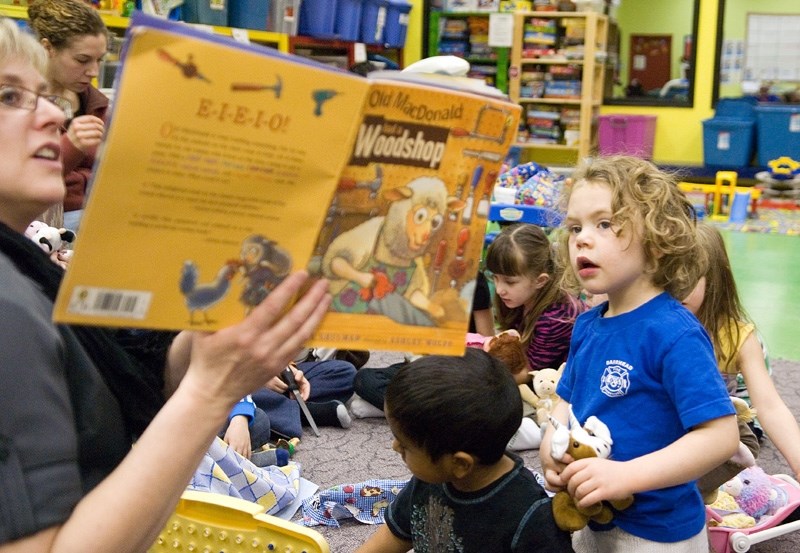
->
<box><xmin>709</xmin><ymin>208</ymin><xmax>800</xmax><ymax>236</ymax></box>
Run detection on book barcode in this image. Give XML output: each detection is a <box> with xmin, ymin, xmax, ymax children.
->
<box><xmin>67</xmin><ymin>287</ymin><xmax>152</xmax><ymax>320</ymax></box>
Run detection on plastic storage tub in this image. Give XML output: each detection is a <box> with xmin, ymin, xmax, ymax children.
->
<box><xmin>361</xmin><ymin>0</ymin><xmax>388</xmax><ymax>45</ymax></box>
<box><xmin>269</xmin><ymin>0</ymin><xmax>301</xmax><ymax>34</ymax></box>
<box><xmin>335</xmin><ymin>0</ymin><xmax>362</xmax><ymax>41</ymax></box>
<box><xmin>298</xmin><ymin>0</ymin><xmax>337</xmax><ymax>38</ymax></box>
<box><xmin>383</xmin><ymin>0</ymin><xmax>412</xmax><ymax>48</ymax></box>
<box><xmin>228</xmin><ymin>0</ymin><xmax>268</xmax><ymax>30</ymax></box>
<box><xmin>182</xmin><ymin>0</ymin><xmax>228</xmax><ymax>26</ymax></box>
<box><xmin>702</xmin><ymin>119</ymin><xmax>756</xmax><ymax>168</ymax></box>
<box><xmin>598</xmin><ymin>114</ymin><xmax>657</xmax><ymax>159</ymax></box>
<box><xmin>755</xmin><ymin>105</ymin><xmax>800</xmax><ymax>166</ymax></box>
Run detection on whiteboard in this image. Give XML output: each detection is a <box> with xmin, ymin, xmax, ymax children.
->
<box><xmin>744</xmin><ymin>13</ymin><xmax>800</xmax><ymax>83</ymax></box>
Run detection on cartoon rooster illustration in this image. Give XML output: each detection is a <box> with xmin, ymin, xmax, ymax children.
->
<box><xmin>179</xmin><ymin>259</ymin><xmax>240</xmax><ymax>325</ymax></box>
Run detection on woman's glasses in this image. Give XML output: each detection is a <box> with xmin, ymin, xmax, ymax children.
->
<box><xmin>0</xmin><ymin>84</ymin><xmax>70</xmax><ymax>116</ymax></box>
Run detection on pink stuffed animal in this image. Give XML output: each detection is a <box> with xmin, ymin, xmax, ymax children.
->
<box><xmin>722</xmin><ymin>466</ymin><xmax>789</xmax><ymax>520</ymax></box>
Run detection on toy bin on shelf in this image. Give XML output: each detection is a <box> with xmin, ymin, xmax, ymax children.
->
<box><xmin>702</xmin><ymin>118</ymin><xmax>756</xmax><ymax>168</ymax></box>
<box><xmin>361</xmin><ymin>0</ymin><xmax>389</xmax><ymax>45</ymax></box>
<box><xmin>182</xmin><ymin>0</ymin><xmax>228</xmax><ymax>26</ymax></box>
<box><xmin>598</xmin><ymin>114</ymin><xmax>656</xmax><ymax>159</ymax></box>
<box><xmin>228</xmin><ymin>0</ymin><xmax>268</xmax><ymax>30</ymax></box>
<box><xmin>298</xmin><ymin>0</ymin><xmax>337</xmax><ymax>38</ymax></box>
<box><xmin>383</xmin><ymin>0</ymin><xmax>412</xmax><ymax>48</ymax></box>
<box><xmin>755</xmin><ymin>105</ymin><xmax>800</xmax><ymax>167</ymax></box>
<box><xmin>268</xmin><ymin>0</ymin><xmax>301</xmax><ymax>34</ymax></box>
<box><xmin>335</xmin><ymin>0</ymin><xmax>362</xmax><ymax>41</ymax></box>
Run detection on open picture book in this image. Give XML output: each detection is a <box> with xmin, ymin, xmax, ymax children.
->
<box><xmin>53</xmin><ymin>13</ymin><xmax>521</xmax><ymax>355</ymax></box>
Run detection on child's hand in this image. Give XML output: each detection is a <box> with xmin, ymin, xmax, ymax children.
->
<box><xmin>223</xmin><ymin>415</ymin><xmax>252</xmax><ymax>459</ymax></box>
<box><xmin>541</xmin><ymin>452</ymin><xmax>572</xmax><ymax>492</ymax></box>
<box><xmin>265</xmin><ymin>365</ymin><xmax>311</xmax><ymax>401</ymax></box>
<box><xmin>561</xmin><ymin>457</ymin><xmax>633</xmax><ymax>509</ymax></box>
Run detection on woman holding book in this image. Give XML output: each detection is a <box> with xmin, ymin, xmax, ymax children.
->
<box><xmin>0</xmin><ymin>18</ymin><xmax>331</xmax><ymax>551</ymax></box>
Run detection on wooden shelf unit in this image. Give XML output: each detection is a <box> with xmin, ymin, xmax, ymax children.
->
<box><xmin>288</xmin><ymin>35</ymin><xmax>404</xmax><ymax>70</ymax></box>
<box><xmin>508</xmin><ymin>11</ymin><xmax>608</xmax><ymax>161</ymax></box>
<box><xmin>428</xmin><ymin>10</ymin><xmax>510</xmax><ymax>94</ymax></box>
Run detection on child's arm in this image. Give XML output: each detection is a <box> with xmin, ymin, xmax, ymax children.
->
<box><xmin>355</xmin><ymin>525</ymin><xmax>411</xmax><ymax>553</ymax></box>
<box><xmin>561</xmin><ymin>414</ymin><xmax>738</xmax><ymax>509</ymax></box>
<box><xmin>739</xmin><ymin>331</ymin><xmax>800</xmax><ymax>479</ymax></box>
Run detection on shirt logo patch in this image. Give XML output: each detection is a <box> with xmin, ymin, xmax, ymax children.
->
<box><xmin>600</xmin><ymin>364</ymin><xmax>630</xmax><ymax>397</ymax></box>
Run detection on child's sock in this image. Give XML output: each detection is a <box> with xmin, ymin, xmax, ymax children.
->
<box><xmin>507</xmin><ymin>417</ymin><xmax>542</xmax><ymax>451</ymax></box>
<box><xmin>250</xmin><ymin>447</ymin><xmax>289</xmax><ymax>467</ymax></box>
<box><xmin>349</xmin><ymin>395</ymin><xmax>386</xmax><ymax>419</ymax></box>
<box><xmin>306</xmin><ymin>400</ymin><xmax>352</xmax><ymax>429</ymax></box>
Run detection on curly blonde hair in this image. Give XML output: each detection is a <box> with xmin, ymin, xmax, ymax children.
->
<box><xmin>555</xmin><ymin>155</ymin><xmax>704</xmax><ymax>299</ymax></box>
<box><xmin>0</xmin><ymin>18</ymin><xmax>48</xmax><ymax>74</ymax></box>
<box><xmin>27</xmin><ymin>0</ymin><xmax>107</xmax><ymax>50</ymax></box>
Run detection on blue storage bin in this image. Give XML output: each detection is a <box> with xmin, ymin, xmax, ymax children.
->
<box><xmin>182</xmin><ymin>0</ymin><xmax>228</xmax><ymax>26</ymax></box>
<box><xmin>361</xmin><ymin>0</ymin><xmax>388</xmax><ymax>45</ymax></box>
<box><xmin>335</xmin><ymin>0</ymin><xmax>362</xmax><ymax>41</ymax></box>
<box><xmin>702</xmin><ymin>118</ymin><xmax>755</xmax><ymax>168</ymax></box>
<box><xmin>383</xmin><ymin>0</ymin><xmax>411</xmax><ymax>48</ymax></box>
<box><xmin>229</xmin><ymin>0</ymin><xmax>269</xmax><ymax>30</ymax></box>
<box><xmin>755</xmin><ymin>105</ymin><xmax>800</xmax><ymax>166</ymax></box>
<box><xmin>298</xmin><ymin>0</ymin><xmax>337</xmax><ymax>38</ymax></box>
<box><xmin>714</xmin><ymin>97</ymin><xmax>757</xmax><ymax>120</ymax></box>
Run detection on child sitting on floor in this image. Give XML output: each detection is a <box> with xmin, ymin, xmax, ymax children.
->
<box><xmin>356</xmin><ymin>348</ymin><xmax>573</xmax><ymax>553</ymax></box>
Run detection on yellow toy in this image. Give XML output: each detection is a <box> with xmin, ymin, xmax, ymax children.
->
<box><xmin>678</xmin><ymin>171</ymin><xmax>761</xmax><ymax>221</ymax></box>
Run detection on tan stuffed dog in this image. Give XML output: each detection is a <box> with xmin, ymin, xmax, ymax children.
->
<box><xmin>549</xmin><ymin>406</ymin><xmax>634</xmax><ymax>532</ymax></box>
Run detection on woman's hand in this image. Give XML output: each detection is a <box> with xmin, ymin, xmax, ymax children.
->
<box><xmin>179</xmin><ymin>271</ymin><xmax>330</xmax><ymax>415</ymax></box>
<box><xmin>66</xmin><ymin>114</ymin><xmax>105</xmax><ymax>153</ymax></box>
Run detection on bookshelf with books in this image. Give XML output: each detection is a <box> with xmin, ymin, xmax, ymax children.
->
<box><xmin>428</xmin><ymin>10</ymin><xmax>509</xmax><ymax>93</ymax></box>
<box><xmin>508</xmin><ymin>10</ymin><xmax>608</xmax><ymax>160</ymax></box>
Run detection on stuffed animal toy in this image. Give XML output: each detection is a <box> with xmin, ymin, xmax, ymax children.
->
<box><xmin>548</xmin><ymin>406</ymin><xmax>634</xmax><ymax>532</ymax></box>
<box><xmin>466</xmin><ymin>329</ymin><xmax>529</xmax><ymax>385</ymax></box>
<box><xmin>25</xmin><ymin>221</ymin><xmax>75</xmax><ymax>268</ymax></box>
<box><xmin>707</xmin><ymin>489</ymin><xmax>757</xmax><ymax>529</ymax></box>
<box><xmin>722</xmin><ymin>466</ymin><xmax>789</xmax><ymax>521</ymax></box>
<box><xmin>531</xmin><ymin>363</ymin><xmax>564</xmax><ymax>430</ymax></box>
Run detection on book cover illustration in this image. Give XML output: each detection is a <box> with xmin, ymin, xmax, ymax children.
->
<box><xmin>53</xmin><ymin>15</ymin><xmax>521</xmax><ymax>355</ymax></box>
<box><xmin>54</xmin><ymin>17</ymin><xmax>369</xmax><ymax>329</ymax></box>
<box><xmin>307</xmin><ymin>78</ymin><xmax>521</xmax><ymax>354</ymax></box>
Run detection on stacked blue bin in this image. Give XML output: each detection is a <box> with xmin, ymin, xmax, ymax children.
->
<box><xmin>335</xmin><ymin>0</ymin><xmax>363</xmax><ymax>41</ymax></box>
<box><xmin>298</xmin><ymin>0</ymin><xmax>337</xmax><ymax>38</ymax></box>
<box><xmin>361</xmin><ymin>0</ymin><xmax>388</xmax><ymax>44</ymax></box>
<box><xmin>702</xmin><ymin>97</ymin><xmax>758</xmax><ymax>168</ymax></box>
<box><xmin>755</xmin><ymin>105</ymin><xmax>800</xmax><ymax>166</ymax></box>
<box><xmin>384</xmin><ymin>0</ymin><xmax>412</xmax><ymax>48</ymax></box>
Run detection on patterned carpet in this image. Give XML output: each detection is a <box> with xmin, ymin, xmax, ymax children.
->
<box><xmin>709</xmin><ymin>207</ymin><xmax>800</xmax><ymax>236</ymax></box>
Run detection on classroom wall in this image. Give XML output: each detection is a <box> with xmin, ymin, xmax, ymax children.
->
<box><xmin>409</xmin><ymin>1</ymin><xmax>787</xmax><ymax>165</ymax></box>
<box><xmin>598</xmin><ymin>0</ymin><xmax>719</xmax><ymax>165</ymax></box>
<box><xmin>719</xmin><ymin>0</ymin><xmax>799</xmax><ymax>99</ymax></box>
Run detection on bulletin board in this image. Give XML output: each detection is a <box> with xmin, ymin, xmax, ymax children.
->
<box><xmin>744</xmin><ymin>13</ymin><xmax>800</xmax><ymax>82</ymax></box>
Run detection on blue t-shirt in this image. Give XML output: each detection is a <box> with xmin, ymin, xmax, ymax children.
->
<box><xmin>556</xmin><ymin>292</ymin><xmax>734</xmax><ymax>542</ymax></box>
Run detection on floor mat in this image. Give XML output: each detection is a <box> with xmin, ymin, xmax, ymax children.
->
<box><xmin>708</xmin><ymin>208</ymin><xmax>800</xmax><ymax>236</ymax></box>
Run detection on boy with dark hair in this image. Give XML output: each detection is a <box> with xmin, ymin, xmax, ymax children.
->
<box><xmin>356</xmin><ymin>348</ymin><xmax>573</xmax><ymax>553</ymax></box>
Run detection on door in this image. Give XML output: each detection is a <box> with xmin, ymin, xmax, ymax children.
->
<box><xmin>628</xmin><ymin>34</ymin><xmax>672</xmax><ymax>93</ymax></box>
